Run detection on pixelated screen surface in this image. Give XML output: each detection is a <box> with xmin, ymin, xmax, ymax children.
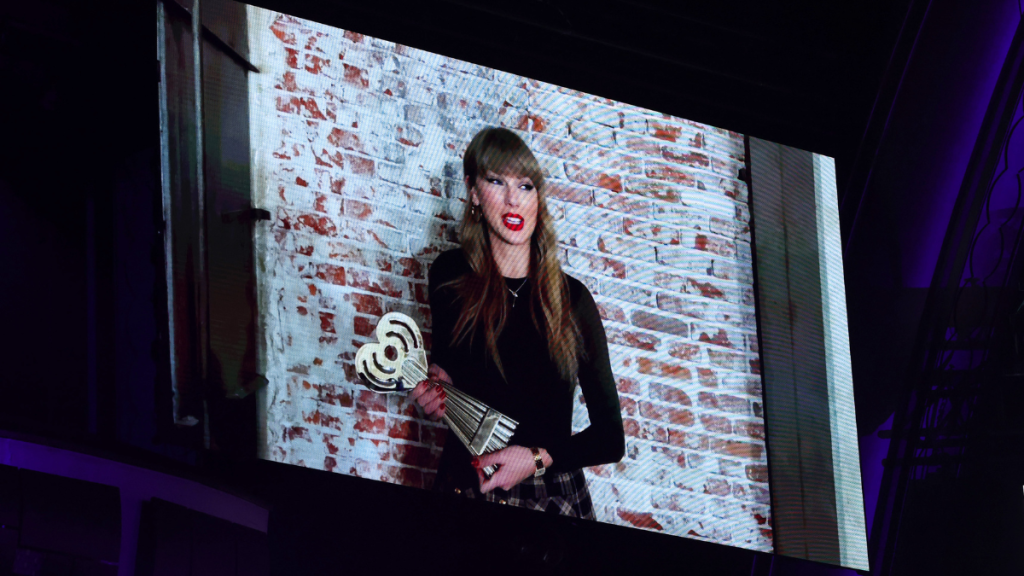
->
<box><xmin>156</xmin><ymin>2</ymin><xmax>866</xmax><ymax>566</ymax></box>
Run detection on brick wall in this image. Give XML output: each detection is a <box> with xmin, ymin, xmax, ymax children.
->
<box><xmin>249</xmin><ymin>8</ymin><xmax>772</xmax><ymax>551</ymax></box>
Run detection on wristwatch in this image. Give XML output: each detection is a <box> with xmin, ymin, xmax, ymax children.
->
<box><xmin>530</xmin><ymin>447</ymin><xmax>546</xmax><ymax>478</ymax></box>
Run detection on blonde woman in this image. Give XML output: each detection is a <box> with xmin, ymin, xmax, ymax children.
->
<box><xmin>411</xmin><ymin>127</ymin><xmax>624</xmax><ymax>518</ymax></box>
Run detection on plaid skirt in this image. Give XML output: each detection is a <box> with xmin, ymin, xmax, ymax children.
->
<box><xmin>437</xmin><ymin>467</ymin><xmax>596</xmax><ymax>520</ymax></box>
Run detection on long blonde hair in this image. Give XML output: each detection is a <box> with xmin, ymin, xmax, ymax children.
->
<box><xmin>444</xmin><ymin>127</ymin><xmax>580</xmax><ymax>381</ymax></box>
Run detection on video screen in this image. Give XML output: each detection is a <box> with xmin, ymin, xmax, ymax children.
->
<box><xmin>157</xmin><ymin>1</ymin><xmax>867</xmax><ymax>567</ymax></box>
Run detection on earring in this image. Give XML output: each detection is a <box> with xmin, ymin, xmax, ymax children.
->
<box><xmin>470</xmin><ymin>204</ymin><xmax>482</xmax><ymax>221</ymax></box>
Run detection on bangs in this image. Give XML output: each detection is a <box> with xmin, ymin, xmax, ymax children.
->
<box><xmin>464</xmin><ymin>128</ymin><xmax>545</xmax><ymax>191</ymax></box>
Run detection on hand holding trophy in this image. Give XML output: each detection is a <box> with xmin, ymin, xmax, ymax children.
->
<box><xmin>354</xmin><ymin>312</ymin><xmax>518</xmax><ymax>477</ymax></box>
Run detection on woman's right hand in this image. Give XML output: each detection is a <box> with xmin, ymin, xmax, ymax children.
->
<box><xmin>410</xmin><ymin>364</ymin><xmax>451</xmax><ymax>420</ymax></box>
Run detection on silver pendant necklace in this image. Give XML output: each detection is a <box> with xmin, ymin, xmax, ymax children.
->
<box><xmin>508</xmin><ymin>277</ymin><xmax>528</xmax><ymax>308</ymax></box>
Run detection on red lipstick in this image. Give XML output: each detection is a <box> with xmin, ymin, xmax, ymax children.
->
<box><xmin>502</xmin><ymin>213</ymin><xmax>525</xmax><ymax>231</ymax></box>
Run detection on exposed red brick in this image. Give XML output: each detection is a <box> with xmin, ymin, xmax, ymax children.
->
<box><xmin>348</xmin><ymin>269</ymin><xmax>404</xmax><ymax>298</ymax></box>
<box><xmin>330</xmin><ymin>175</ymin><xmax>346</xmax><ymax>194</ymax></box>
<box><xmin>668</xmin><ymin>342</ymin><xmax>700</xmax><ymax>361</ymax></box>
<box><xmin>327</xmin><ymin>127</ymin><xmax>362</xmax><ymax>152</ymax></box>
<box><xmin>638</xmin><ymin>401</ymin><xmax>693</xmax><ymax>426</ymax></box>
<box><xmin>738</xmin><ymin>421</ymin><xmax>765</xmax><ymax>440</ymax></box>
<box><xmin>287</xmin><ymin>364</ymin><xmax>310</xmax><ymax>375</ymax></box>
<box><xmin>645</xmin><ymin>164</ymin><xmax>697</xmax><ymax>187</ymax></box>
<box><xmin>396</xmin><ymin>124</ymin><xmax>423</xmax><ymax>147</ymax></box>
<box><xmin>687</xmin><ymin>278</ymin><xmax>726</xmax><ymax>300</ymax></box>
<box><xmin>565</xmin><ymin>163</ymin><xmax>623</xmax><ymax>193</ymax></box>
<box><xmin>314</xmin><ymin>148</ymin><xmax>344</xmax><ymax>169</ymax></box>
<box><xmin>516</xmin><ymin>113</ymin><xmax>547</xmax><ymax>132</ymax></box>
<box><xmin>697</xmin><ymin>368</ymin><xmax>718</xmax><ymax>387</ymax></box>
<box><xmin>357</xmin><ymin>389</ymin><xmax>389</xmax><ymax>413</ymax></box>
<box><xmin>700</xmin><ymin>414</ymin><xmax>732</xmax><ymax>434</ymax></box>
<box><xmin>698</xmin><ymin>328</ymin><xmax>733</xmax><ymax>348</ymax></box>
<box><xmin>269</xmin><ymin>14</ymin><xmax>299</xmax><ymax>45</ymax></box>
<box><xmin>276</xmin><ymin>95</ymin><xmax>327</xmax><ymax>120</ymax></box>
<box><xmin>319</xmin><ymin>311</ymin><xmax>336</xmax><ymax>333</ymax></box>
<box><xmin>342</xmin><ymin>63</ymin><xmax>369</xmax><ymax>88</ymax></box>
<box><xmin>712</xmin><ymin>438</ymin><xmax>763</xmax><ymax>460</ymax></box>
<box><xmin>354</xmin><ymin>316</ymin><xmax>375</xmax><ymax>337</ymax></box>
<box><xmin>343</xmin><ymin>30</ymin><xmax>364</xmax><ymax>43</ymax></box>
<box><xmin>624</xmin><ymin>180</ymin><xmax>682</xmax><ymax>203</ymax></box>
<box><xmin>572</xmin><ymin>251</ymin><xmax>626</xmax><ymax>279</ymax></box>
<box><xmin>346</xmin><ymin>154</ymin><xmax>375</xmax><ymax>176</ymax></box>
<box><xmin>353</xmin><ymin>412</ymin><xmax>386</xmax><ymax>434</ymax></box>
<box><xmin>313</xmin><ymin>194</ymin><xmax>330</xmax><ymax>214</ymax></box>
<box><xmin>636</xmin><ymin>357</ymin><xmax>691</xmax><ymax>382</ymax></box>
<box><xmin>305</xmin><ymin>54</ymin><xmax>330</xmax><ymax>75</ymax></box>
<box><xmin>650</xmin><ymin>382</ymin><xmax>692</xmax><ymax>406</ymax></box>
<box><xmin>344</xmin><ymin>199</ymin><xmax>373</xmax><ymax>220</ymax></box>
<box><xmin>619</xmin><ymin>396</ymin><xmax>637</xmax><ymax>416</ymax></box>
<box><xmin>346</xmin><ymin>292</ymin><xmax>383</xmax><ymax>315</ymax></box>
<box><xmin>284</xmin><ymin>47</ymin><xmax>300</xmax><ymax>69</ymax></box>
<box><xmin>649</xmin><ymin>120</ymin><xmax>682</xmax><ymax>142</ymax></box>
<box><xmin>385</xmin><ymin>465</ymin><xmax>423</xmax><ymax>488</ymax></box>
<box><xmin>746</xmin><ymin>464</ymin><xmax>769</xmax><ymax>483</ymax></box>
<box><xmin>315</xmin><ymin>264</ymin><xmax>346</xmax><ymax>286</ymax></box>
<box><xmin>616</xmin><ymin>509</ymin><xmax>663</xmax><ymax>531</ymax></box>
<box><xmin>414</xmin><ymin>284</ymin><xmax>429</xmax><ymax>305</ymax></box>
<box><xmin>623</xmin><ymin>418</ymin><xmax>641</xmax><ymax>437</ymax></box>
<box><xmin>388</xmin><ymin>418</ymin><xmax>419</xmax><ymax>440</ymax></box>
<box><xmin>631</xmin><ymin>310</ymin><xmax>688</xmax><ymax>337</ymax></box>
<box><xmin>705</xmin><ymin>476</ymin><xmax>731</xmax><ymax>496</ymax></box>
<box><xmin>616</xmin><ymin>376</ymin><xmax>641</xmax><ymax>395</ymax></box>
<box><xmin>397</xmin><ymin>257</ymin><xmax>424</xmax><ymax>279</ymax></box>
<box><xmin>319</xmin><ymin>383</ymin><xmax>354</xmax><ymax>407</ymax></box>
<box><xmin>303</xmin><ymin>409</ymin><xmax>342</xmax><ymax>430</ymax></box>
<box><xmin>694</xmin><ymin>234</ymin><xmax>737</xmax><ymax>258</ymax></box>
<box><xmin>662</xmin><ymin>147</ymin><xmax>710</xmax><ymax>168</ymax></box>
<box><xmin>392</xmin><ymin>444</ymin><xmax>437</xmax><ymax>468</ymax></box>
<box><xmin>606</xmin><ymin>326</ymin><xmax>660</xmax><ymax>351</ymax></box>
<box><xmin>545</xmin><ymin>180</ymin><xmax>595</xmax><ymax>205</ymax></box>
<box><xmin>284</xmin><ymin>425</ymin><xmax>310</xmax><ymax>441</ymax></box>
<box><xmin>296</xmin><ymin>213</ymin><xmax>337</xmax><ymax>236</ymax></box>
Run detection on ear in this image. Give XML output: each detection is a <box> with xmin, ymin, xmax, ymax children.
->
<box><xmin>465</xmin><ymin>175</ymin><xmax>479</xmax><ymax>206</ymax></box>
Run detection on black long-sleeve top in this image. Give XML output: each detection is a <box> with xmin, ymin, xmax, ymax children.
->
<box><xmin>428</xmin><ymin>249</ymin><xmax>625</xmax><ymax>485</ymax></box>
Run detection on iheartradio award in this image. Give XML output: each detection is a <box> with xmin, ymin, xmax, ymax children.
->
<box><xmin>355</xmin><ymin>312</ymin><xmax>517</xmax><ymax>477</ymax></box>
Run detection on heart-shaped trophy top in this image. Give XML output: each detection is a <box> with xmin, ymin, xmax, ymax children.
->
<box><xmin>355</xmin><ymin>312</ymin><xmax>428</xmax><ymax>393</ymax></box>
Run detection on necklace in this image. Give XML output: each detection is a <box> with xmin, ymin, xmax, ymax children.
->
<box><xmin>507</xmin><ymin>277</ymin><xmax>528</xmax><ymax>308</ymax></box>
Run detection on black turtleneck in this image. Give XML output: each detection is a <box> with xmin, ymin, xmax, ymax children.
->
<box><xmin>428</xmin><ymin>249</ymin><xmax>625</xmax><ymax>484</ymax></box>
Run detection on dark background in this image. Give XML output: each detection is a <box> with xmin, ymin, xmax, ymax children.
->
<box><xmin>1</xmin><ymin>0</ymin><xmax>1021</xmax><ymax>574</ymax></box>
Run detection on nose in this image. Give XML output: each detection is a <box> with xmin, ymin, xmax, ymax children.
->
<box><xmin>504</xmin><ymin>183</ymin><xmax>520</xmax><ymax>207</ymax></box>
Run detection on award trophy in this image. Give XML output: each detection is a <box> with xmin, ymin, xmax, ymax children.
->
<box><xmin>355</xmin><ymin>312</ymin><xmax>517</xmax><ymax>477</ymax></box>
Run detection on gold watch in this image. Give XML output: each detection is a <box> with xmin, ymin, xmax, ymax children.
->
<box><xmin>530</xmin><ymin>447</ymin><xmax>546</xmax><ymax>477</ymax></box>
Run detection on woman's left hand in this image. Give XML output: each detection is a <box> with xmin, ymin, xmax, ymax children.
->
<box><xmin>474</xmin><ymin>445</ymin><xmax>541</xmax><ymax>494</ymax></box>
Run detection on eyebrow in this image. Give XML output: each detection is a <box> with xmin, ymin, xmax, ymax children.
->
<box><xmin>485</xmin><ymin>171</ymin><xmax>533</xmax><ymax>183</ymax></box>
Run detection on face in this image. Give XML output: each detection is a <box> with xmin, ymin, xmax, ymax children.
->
<box><xmin>469</xmin><ymin>170</ymin><xmax>540</xmax><ymax>248</ymax></box>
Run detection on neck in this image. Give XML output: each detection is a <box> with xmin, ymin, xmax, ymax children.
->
<box><xmin>489</xmin><ymin>235</ymin><xmax>530</xmax><ymax>278</ymax></box>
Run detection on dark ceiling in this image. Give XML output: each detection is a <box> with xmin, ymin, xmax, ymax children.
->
<box><xmin>242</xmin><ymin>0</ymin><xmax>916</xmax><ymax>168</ymax></box>
<box><xmin>0</xmin><ymin>0</ymin><xmax>914</xmax><ymax>180</ymax></box>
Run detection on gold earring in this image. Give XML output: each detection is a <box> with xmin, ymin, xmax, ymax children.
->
<box><xmin>471</xmin><ymin>204</ymin><xmax>482</xmax><ymax>220</ymax></box>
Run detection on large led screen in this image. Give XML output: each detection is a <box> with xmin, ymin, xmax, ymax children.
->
<box><xmin>156</xmin><ymin>2</ymin><xmax>867</xmax><ymax>568</ymax></box>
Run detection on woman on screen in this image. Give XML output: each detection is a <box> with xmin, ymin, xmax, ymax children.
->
<box><xmin>411</xmin><ymin>126</ymin><xmax>625</xmax><ymax>518</ymax></box>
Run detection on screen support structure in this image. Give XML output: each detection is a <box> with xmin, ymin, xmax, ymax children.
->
<box><xmin>157</xmin><ymin>0</ymin><xmax>266</xmax><ymax>455</ymax></box>
<box><xmin>748</xmin><ymin>138</ymin><xmax>868</xmax><ymax>570</ymax></box>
